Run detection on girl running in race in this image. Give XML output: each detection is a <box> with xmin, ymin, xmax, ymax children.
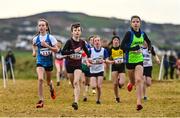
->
<box><xmin>81</xmin><ymin>36</ymin><xmax>94</xmax><ymax>102</ymax></box>
<box><xmin>121</xmin><ymin>15</ymin><xmax>152</xmax><ymax>111</ymax></box>
<box><xmin>102</xmin><ymin>39</ymin><xmax>110</xmax><ymax>80</ymax></box>
<box><xmin>32</xmin><ymin>19</ymin><xmax>58</xmax><ymax>108</ymax></box>
<box><xmin>61</xmin><ymin>23</ymin><xmax>89</xmax><ymax>110</ymax></box>
<box><xmin>142</xmin><ymin>41</ymin><xmax>160</xmax><ymax>100</ymax></box>
<box><xmin>86</xmin><ymin>35</ymin><xmax>97</xmax><ymax>94</ymax></box>
<box><xmin>54</xmin><ymin>40</ymin><xmax>66</xmax><ymax>86</ymax></box>
<box><xmin>81</xmin><ymin>49</ymin><xmax>90</xmax><ymax>102</ymax></box>
<box><xmin>88</xmin><ymin>35</ymin><xmax>110</xmax><ymax>104</ymax></box>
<box><xmin>87</xmin><ymin>35</ymin><xmax>94</xmax><ymax>48</ymax></box>
<box><xmin>108</xmin><ymin>35</ymin><xmax>125</xmax><ymax>103</ymax></box>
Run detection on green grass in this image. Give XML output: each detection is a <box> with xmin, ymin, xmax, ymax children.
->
<box><xmin>0</xmin><ymin>51</ymin><xmax>36</xmax><ymax>79</ymax></box>
<box><xmin>0</xmin><ymin>79</ymin><xmax>180</xmax><ymax>117</ymax></box>
<box><xmin>0</xmin><ymin>51</ymin><xmax>180</xmax><ymax>117</ymax></box>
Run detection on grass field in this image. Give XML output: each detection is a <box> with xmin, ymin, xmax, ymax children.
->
<box><xmin>0</xmin><ymin>51</ymin><xmax>179</xmax><ymax>117</ymax></box>
<box><xmin>0</xmin><ymin>78</ymin><xmax>180</xmax><ymax>117</ymax></box>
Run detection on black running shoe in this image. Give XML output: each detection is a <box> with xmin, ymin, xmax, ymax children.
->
<box><xmin>72</xmin><ymin>102</ymin><xmax>78</xmax><ymax>110</ymax></box>
<box><xmin>83</xmin><ymin>97</ymin><xmax>87</xmax><ymax>102</ymax></box>
<box><xmin>143</xmin><ymin>96</ymin><xmax>148</xmax><ymax>101</ymax></box>
<box><xmin>57</xmin><ymin>81</ymin><xmax>60</xmax><ymax>86</ymax></box>
<box><xmin>116</xmin><ymin>97</ymin><xmax>120</xmax><ymax>103</ymax></box>
<box><xmin>96</xmin><ymin>100</ymin><xmax>101</xmax><ymax>104</ymax></box>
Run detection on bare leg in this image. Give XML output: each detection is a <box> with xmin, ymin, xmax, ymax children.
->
<box><xmin>81</xmin><ymin>72</ymin><xmax>87</xmax><ymax>100</ymax></box>
<box><xmin>36</xmin><ymin>67</ymin><xmax>44</xmax><ymax>101</ymax></box>
<box><xmin>112</xmin><ymin>71</ymin><xmax>119</xmax><ymax>99</ymax></box>
<box><xmin>135</xmin><ymin>65</ymin><xmax>143</xmax><ymax>106</ymax></box>
<box><xmin>118</xmin><ymin>73</ymin><xmax>125</xmax><ymax>87</ymax></box>
<box><xmin>55</xmin><ymin>62</ymin><xmax>61</xmax><ymax>84</ymax></box>
<box><xmin>128</xmin><ymin>70</ymin><xmax>135</xmax><ymax>85</ymax></box>
<box><xmin>73</xmin><ymin>69</ymin><xmax>82</xmax><ymax>103</ymax></box>
<box><xmin>97</xmin><ymin>76</ymin><xmax>103</xmax><ymax>102</ymax></box>
<box><xmin>67</xmin><ymin>73</ymin><xmax>74</xmax><ymax>88</ymax></box>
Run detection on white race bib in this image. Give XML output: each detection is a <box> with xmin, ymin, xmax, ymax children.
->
<box><xmin>114</xmin><ymin>58</ymin><xmax>123</xmax><ymax>64</ymax></box>
<box><xmin>91</xmin><ymin>58</ymin><xmax>103</xmax><ymax>64</ymax></box>
<box><xmin>69</xmin><ymin>53</ymin><xmax>82</xmax><ymax>60</ymax></box>
<box><xmin>91</xmin><ymin>65</ymin><xmax>102</xmax><ymax>72</ymax></box>
<box><xmin>56</xmin><ymin>53</ymin><xmax>63</xmax><ymax>59</ymax></box>
<box><xmin>40</xmin><ymin>48</ymin><xmax>52</xmax><ymax>56</ymax></box>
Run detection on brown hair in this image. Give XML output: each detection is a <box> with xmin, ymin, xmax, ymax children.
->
<box><xmin>108</xmin><ymin>35</ymin><xmax>120</xmax><ymax>47</ymax></box>
<box><xmin>35</xmin><ymin>18</ymin><xmax>51</xmax><ymax>36</ymax></box>
<box><xmin>88</xmin><ymin>35</ymin><xmax>94</xmax><ymax>41</ymax></box>
<box><xmin>70</xmin><ymin>23</ymin><xmax>82</xmax><ymax>32</ymax></box>
<box><xmin>131</xmin><ymin>15</ymin><xmax>141</xmax><ymax>22</ymax></box>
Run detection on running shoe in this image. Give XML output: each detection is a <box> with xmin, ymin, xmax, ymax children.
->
<box><xmin>143</xmin><ymin>96</ymin><xmax>148</xmax><ymax>101</ymax></box>
<box><xmin>83</xmin><ymin>97</ymin><xmax>87</xmax><ymax>102</ymax></box>
<box><xmin>127</xmin><ymin>83</ymin><xmax>133</xmax><ymax>92</ymax></box>
<box><xmin>136</xmin><ymin>104</ymin><xmax>143</xmax><ymax>111</ymax></box>
<box><xmin>116</xmin><ymin>97</ymin><xmax>120</xmax><ymax>103</ymax></box>
<box><xmin>72</xmin><ymin>102</ymin><xmax>78</xmax><ymax>110</ymax></box>
<box><xmin>50</xmin><ymin>83</ymin><xmax>56</xmax><ymax>99</ymax></box>
<box><xmin>96</xmin><ymin>100</ymin><xmax>101</xmax><ymax>104</ymax></box>
<box><xmin>36</xmin><ymin>100</ymin><xmax>44</xmax><ymax>108</ymax></box>
<box><xmin>57</xmin><ymin>81</ymin><xmax>60</xmax><ymax>86</ymax></box>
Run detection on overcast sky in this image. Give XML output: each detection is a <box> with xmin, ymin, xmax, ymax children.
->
<box><xmin>0</xmin><ymin>0</ymin><xmax>180</xmax><ymax>24</ymax></box>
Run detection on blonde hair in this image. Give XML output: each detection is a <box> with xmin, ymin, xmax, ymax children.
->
<box><xmin>92</xmin><ymin>35</ymin><xmax>101</xmax><ymax>42</ymax></box>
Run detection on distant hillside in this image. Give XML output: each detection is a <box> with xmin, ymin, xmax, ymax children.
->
<box><xmin>0</xmin><ymin>11</ymin><xmax>180</xmax><ymax>50</ymax></box>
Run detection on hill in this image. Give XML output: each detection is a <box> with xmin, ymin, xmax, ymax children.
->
<box><xmin>0</xmin><ymin>11</ymin><xmax>180</xmax><ymax>50</ymax></box>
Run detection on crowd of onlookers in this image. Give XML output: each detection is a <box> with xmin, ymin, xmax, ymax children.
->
<box><xmin>163</xmin><ymin>52</ymin><xmax>180</xmax><ymax>80</ymax></box>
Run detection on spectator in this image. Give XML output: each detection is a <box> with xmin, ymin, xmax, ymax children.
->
<box><xmin>163</xmin><ymin>54</ymin><xmax>169</xmax><ymax>80</ymax></box>
<box><xmin>169</xmin><ymin>52</ymin><xmax>176</xmax><ymax>79</ymax></box>
<box><xmin>176</xmin><ymin>52</ymin><xmax>180</xmax><ymax>79</ymax></box>
<box><xmin>5</xmin><ymin>49</ymin><xmax>16</xmax><ymax>79</ymax></box>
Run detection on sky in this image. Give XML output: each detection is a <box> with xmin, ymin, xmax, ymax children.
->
<box><xmin>0</xmin><ymin>0</ymin><xmax>180</xmax><ymax>24</ymax></box>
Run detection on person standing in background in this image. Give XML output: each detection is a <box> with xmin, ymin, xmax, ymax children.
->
<box><xmin>5</xmin><ymin>49</ymin><xmax>16</xmax><ymax>79</ymax></box>
<box><xmin>176</xmin><ymin>53</ymin><xmax>180</xmax><ymax>79</ymax></box>
<box><xmin>163</xmin><ymin>54</ymin><xmax>169</xmax><ymax>80</ymax></box>
<box><xmin>169</xmin><ymin>52</ymin><xmax>176</xmax><ymax>79</ymax></box>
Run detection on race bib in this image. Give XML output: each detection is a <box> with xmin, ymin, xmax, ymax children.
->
<box><xmin>114</xmin><ymin>58</ymin><xmax>123</xmax><ymax>64</ymax></box>
<box><xmin>91</xmin><ymin>65</ymin><xmax>102</xmax><ymax>72</ymax></box>
<box><xmin>143</xmin><ymin>61</ymin><xmax>149</xmax><ymax>65</ymax></box>
<box><xmin>40</xmin><ymin>48</ymin><xmax>52</xmax><ymax>56</ymax></box>
<box><xmin>82</xmin><ymin>57</ymin><xmax>87</xmax><ymax>64</ymax></box>
<box><xmin>56</xmin><ymin>53</ymin><xmax>63</xmax><ymax>59</ymax></box>
<box><xmin>69</xmin><ymin>53</ymin><xmax>82</xmax><ymax>60</ymax></box>
<box><xmin>91</xmin><ymin>58</ymin><xmax>103</xmax><ymax>64</ymax></box>
<box><xmin>143</xmin><ymin>58</ymin><xmax>151</xmax><ymax>66</ymax></box>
